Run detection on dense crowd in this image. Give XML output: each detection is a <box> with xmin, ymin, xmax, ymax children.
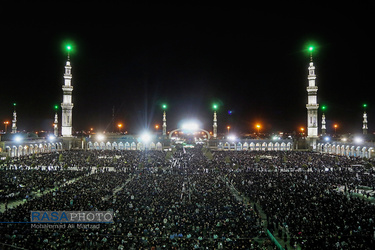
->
<box><xmin>0</xmin><ymin>148</ymin><xmax>374</xmax><ymax>249</ymax></box>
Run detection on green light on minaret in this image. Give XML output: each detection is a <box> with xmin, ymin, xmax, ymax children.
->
<box><xmin>66</xmin><ymin>45</ymin><xmax>72</xmax><ymax>51</ymax></box>
<box><xmin>213</xmin><ymin>104</ymin><xmax>218</xmax><ymax>110</ymax></box>
<box><xmin>13</xmin><ymin>103</ymin><xmax>16</xmax><ymax>106</ymax></box>
<box><xmin>309</xmin><ymin>46</ymin><xmax>314</xmax><ymax>52</ymax></box>
<box><xmin>363</xmin><ymin>104</ymin><xmax>367</xmax><ymax>108</ymax></box>
<box><xmin>54</xmin><ymin>105</ymin><xmax>59</xmax><ymax>110</ymax></box>
<box><xmin>162</xmin><ymin>104</ymin><xmax>167</xmax><ymax>110</ymax></box>
<box><xmin>321</xmin><ymin>105</ymin><xmax>326</xmax><ymax>111</ymax></box>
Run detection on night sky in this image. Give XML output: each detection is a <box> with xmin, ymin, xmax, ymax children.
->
<box><xmin>1</xmin><ymin>4</ymin><xmax>375</xmax><ymax>135</ymax></box>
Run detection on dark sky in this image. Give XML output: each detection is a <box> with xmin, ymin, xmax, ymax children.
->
<box><xmin>1</xmin><ymin>4</ymin><xmax>375</xmax><ymax>135</ymax></box>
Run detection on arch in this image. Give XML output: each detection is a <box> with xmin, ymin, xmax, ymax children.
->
<box><xmin>274</xmin><ymin>142</ymin><xmax>280</xmax><ymax>151</ymax></box>
<box><xmin>131</xmin><ymin>142</ymin><xmax>136</xmax><ymax>150</ymax></box>
<box><xmin>230</xmin><ymin>142</ymin><xmax>236</xmax><ymax>150</ymax></box>
<box><xmin>217</xmin><ymin>142</ymin><xmax>223</xmax><ymax>150</ymax></box>
<box><xmin>150</xmin><ymin>142</ymin><xmax>156</xmax><ymax>150</ymax></box>
<box><xmin>169</xmin><ymin>128</ymin><xmax>211</xmax><ymax>140</ymax></box>
<box><xmin>236</xmin><ymin>142</ymin><xmax>242</xmax><ymax>151</ymax></box>
<box><xmin>224</xmin><ymin>142</ymin><xmax>229</xmax><ymax>150</ymax></box>
<box><xmin>356</xmin><ymin>146</ymin><xmax>361</xmax><ymax>157</ymax></box>
<box><xmin>243</xmin><ymin>142</ymin><xmax>248</xmax><ymax>151</ymax></box>
<box><xmin>119</xmin><ymin>142</ymin><xmax>124</xmax><ymax>150</ymax></box>
<box><xmin>125</xmin><ymin>142</ymin><xmax>131</xmax><ymax>150</ymax></box>
<box><xmin>368</xmin><ymin>147</ymin><xmax>374</xmax><ymax>158</ymax></box>
<box><xmin>280</xmin><ymin>142</ymin><xmax>286</xmax><ymax>151</ymax></box>
<box><xmin>137</xmin><ymin>142</ymin><xmax>143</xmax><ymax>150</ymax></box>
<box><xmin>362</xmin><ymin>147</ymin><xmax>368</xmax><ymax>158</ymax></box>
<box><xmin>250</xmin><ymin>142</ymin><xmax>255</xmax><ymax>151</ymax></box>
<box><xmin>268</xmin><ymin>142</ymin><xmax>273</xmax><ymax>151</ymax></box>
<box><xmin>88</xmin><ymin>142</ymin><xmax>93</xmax><ymax>150</ymax></box>
<box><xmin>112</xmin><ymin>142</ymin><xmax>118</xmax><ymax>150</ymax></box>
<box><xmin>255</xmin><ymin>143</ymin><xmax>261</xmax><ymax>151</ymax></box>
<box><xmin>100</xmin><ymin>142</ymin><xmax>105</xmax><ymax>150</ymax></box>
<box><xmin>156</xmin><ymin>142</ymin><xmax>163</xmax><ymax>151</ymax></box>
<box><xmin>261</xmin><ymin>142</ymin><xmax>267</xmax><ymax>151</ymax></box>
<box><xmin>340</xmin><ymin>145</ymin><xmax>345</xmax><ymax>156</ymax></box>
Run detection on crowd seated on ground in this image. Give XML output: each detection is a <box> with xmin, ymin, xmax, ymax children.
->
<box><xmin>0</xmin><ymin>148</ymin><xmax>374</xmax><ymax>249</ymax></box>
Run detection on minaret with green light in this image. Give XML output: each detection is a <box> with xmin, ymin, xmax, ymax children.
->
<box><xmin>213</xmin><ymin>104</ymin><xmax>218</xmax><ymax>138</ymax></box>
<box><xmin>362</xmin><ymin>104</ymin><xmax>368</xmax><ymax>135</ymax></box>
<box><xmin>11</xmin><ymin>103</ymin><xmax>17</xmax><ymax>134</ymax></box>
<box><xmin>54</xmin><ymin>105</ymin><xmax>59</xmax><ymax>137</ymax></box>
<box><xmin>61</xmin><ymin>44</ymin><xmax>74</xmax><ymax>137</ymax></box>
<box><xmin>321</xmin><ymin>105</ymin><xmax>326</xmax><ymax>135</ymax></box>
<box><xmin>162</xmin><ymin>104</ymin><xmax>167</xmax><ymax>136</ymax></box>
<box><xmin>306</xmin><ymin>46</ymin><xmax>319</xmax><ymax>149</ymax></box>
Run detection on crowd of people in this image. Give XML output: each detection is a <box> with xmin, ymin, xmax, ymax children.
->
<box><xmin>0</xmin><ymin>148</ymin><xmax>374</xmax><ymax>249</ymax></box>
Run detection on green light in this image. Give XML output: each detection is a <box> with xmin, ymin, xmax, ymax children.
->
<box><xmin>309</xmin><ymin>46</ymin><xmax>314</xmax><ymax>51</ymax></box>
<box><xmin>162</xmin><ymin>104</ymin><xmax>167</xmax><ymax>110</ymax></box>
<box><xmin>213</xmin><ymin>104</ymin><xmax>218</xmax><ymax>110</ymax></box>
<box><xmin>13</xmin><ymin>103</ymin><xmax>16</xmax><ymax>106</ymax></box>
<box><xmin>363</xmin><ymin>104</ymin><xmax>367</xmax><ymax>108</ymax></box>
<box><xmin>66</xmin><ymin>45</ymin><xmax>72</xmax><ymax>51</ymax></box>
<box><xmin>54</xmin><ymin>105</ymin><xmax>59</xmax><ymax>110</ymax></box>
<box><xmin>321</xmin><ymin>105</ymin><xmax>326</xmax><ymax>110</ymax></box>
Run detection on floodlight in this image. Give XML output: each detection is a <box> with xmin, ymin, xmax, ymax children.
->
<box><xmin>97</xmin><ymin>134</ymin><xmax>105</xmax><ymax>141</ymax></box>
<box><xmin>14</xmin><ymin>135</ymin><xmax>22</xmax><ymax>143</ymax></box>
<box><xmin>354</xmin><ymin>137</ymin><xmax>363</xmax><ymax>144</ymax></box>
<box><xmin>140</xmin><ymin>132</ymin><xmax>151</xmax><ymax>143</ymax></box>
<box><xmin>48</xmin><ymin>135</ymin><xmax>55</xmax><ymax>141</ymax></box>
<box><xmin>228</xmin><ymin>135</ymin><xmax>236</xmax><ymax>141</ymax></box>
<box><xmin>182</xmin><ymin>122</ymin><xmax>199</xmax><ymax>131</ymax></box>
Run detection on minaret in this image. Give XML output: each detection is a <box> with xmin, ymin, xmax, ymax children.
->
<box><xmin>61</xmin><ymin>46</ymin><xmax>74</xmax><ymax>137</ymax></box>
<box><xmin>213</xmin><ymin>104</ymin><xmax>218</xmax><ymax>138</ymax></box>
<box><xmin>306</xmin><ymin>46</ymin><xmax>319</xmax><ymax>149</ymax></box>
<box><xmin>162</xmin><ymin>104</ymin><xmax>167</xmax><ymax>136</ymax></box>
<box><xmin>321</xmin><ymin>113</ymin><xmax>326</xmax><ymax>135</ymax></box>
<box><xmin>362</xmin><ymin>112</ymin><xmax>368</xmax><ymax>135</ymax></box>
<box><xmin>54</xmin><ymin>112</ymin><xmax>59</xmax><ymax>137</ymax></box>
<box><xmin>11</xmin><ymin>103</ymin><xmax>17</xmax><ymax>134</ymax></box>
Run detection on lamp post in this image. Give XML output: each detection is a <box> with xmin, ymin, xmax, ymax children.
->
<box><xmin>118</xmin><ymin>123</ymin><xmax>123</xmax><ymax>133</ymax></box>
<box><xmin>227</xmin><ymin>126</ymin><xmax>230</xmax><ymax>134</ymax></box>
<box><xmin>4</xmin><ymin>121</ymin><xmax>9</xmax><ymax>133</ymax></box>
<box><xmin>256</xmin><ymin>124</ymin><xmax>261</xmax><ymax>134</ymax></box>
<box><xmin>334</xmin><ymin>124</ymin><xmax>338</xmax><ymax>135</ymax></box>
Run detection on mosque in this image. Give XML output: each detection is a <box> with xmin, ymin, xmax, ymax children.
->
<box><xmin>0</xmin><ymin>46</ymin><xmax>374</xmax><ymax>158</ymax></box>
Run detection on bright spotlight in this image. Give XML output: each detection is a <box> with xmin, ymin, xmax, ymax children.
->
<box><xmin>324</xmin><ymin>136</ymin><xmax>330</xmax><ymax>142</ymax></box>
<box><xmin>228</xmin><ymin>135</ymin><xmax>236</xmax><ymax>141</ymax></box>
<box><xmin>48</xmin><ymin>135</ymin><xmax>55</xmax><ymax>141</ymax></box>
<box><xmin>14</xmin><ymin>135</ymin><xmax>22</xmax><ymax>143</ymax></box>
<box><xmin>140</xmin><ymin>132</ymin><xmax>151</xmax><ymax>143</ymax></box>
<box><xmin>181</xmin><ymin>122</ymin><xmax>199</xmax><ymax>132</ymax></box>
<box><xmin>97</xmin><ymin>134</ymin><xmax>105</xmax><ymax>141</ymax></box>
<box><xmin>354</xmin><ymin>137</ymin><xmax>363</xmax><ymax>144</ymax></box>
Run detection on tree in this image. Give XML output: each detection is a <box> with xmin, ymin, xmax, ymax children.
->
<box><xmin>59</xmin><ymin>154</ymin><xmax>63</xmax><ymax>163</ymax></box>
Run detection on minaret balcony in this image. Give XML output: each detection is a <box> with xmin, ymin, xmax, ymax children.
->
<box><xmin>62</xmin><ymin>86</ymin><xmax>73</xmax><ymax>92</ymax></box>
<box><xmin>306</xmin><ymin>86</ymin><xmax>318</xmax><ymax>91</ymax></box>
<box><xmin>61</xmin><ymin>103</ymin><xmax>74</xmax><ymax>109</ymax></box>
<box><xmin>306</xmin><ymin>104</ymin><xmax>319</xmax><ymax>109</ymax></box>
